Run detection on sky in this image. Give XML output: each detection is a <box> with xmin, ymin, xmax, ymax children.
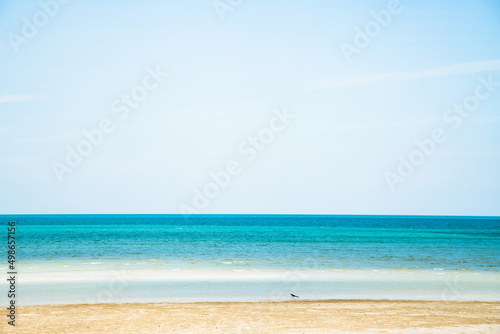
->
<box><xmin>1</xmin><ymin>0</ymin><xmax>499</xmax><ymax>215</ymax></box>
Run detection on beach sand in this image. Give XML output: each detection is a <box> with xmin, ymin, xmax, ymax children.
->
<box><xmin>3</xmin><ymin>300</ymin><xmax>499</xmax><ymax>333</ymax></box>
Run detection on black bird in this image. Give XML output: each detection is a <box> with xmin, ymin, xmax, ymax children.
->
<box><xmin>290</xmin><ymin>293</ymin><xmax>299</xmax><ymax>298</ymax></box>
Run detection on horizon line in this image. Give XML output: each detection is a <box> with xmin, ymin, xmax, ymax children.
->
<box><xmin>1</xmin><ymin>213</ymin><xmax>499</xmax><ymax>218</ymax></box>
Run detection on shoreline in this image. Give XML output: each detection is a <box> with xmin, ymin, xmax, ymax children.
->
<box><xmin>14</xmin><ymin>298</ymin><xmax>500</xmax><ymax>307</ymax></box>
<box><xmin>4</xmin><ymin>299</ymin><xmax>500</xmax><ymax>333</ymax></box>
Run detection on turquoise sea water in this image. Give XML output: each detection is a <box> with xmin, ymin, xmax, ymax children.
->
<box><xmin>1</xmin><ymin>215</ymin><xmax>499</xmax><ymax>305</ymax></box>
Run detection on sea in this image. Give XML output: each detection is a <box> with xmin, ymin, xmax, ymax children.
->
<box><xmin>1</xmin><ymin>214</ymin><xmax>499</xmax><ymax>305</ymax></box>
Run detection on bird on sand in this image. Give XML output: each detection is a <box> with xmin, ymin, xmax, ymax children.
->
<box><xmin>290</xmin><ymin>293</ymin><xmax>299</xmax><ymax>298</ymax></box>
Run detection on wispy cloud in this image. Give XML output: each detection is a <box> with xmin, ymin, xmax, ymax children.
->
<box><xmin>0</xmin><ymin>94</ymin><xmax>51</xmax><ymax>104</ymax></box>
<box><xmin>475</xmin><ymin>115</ymin><xmax>500</xmax><ymax>123</ymax></box>
<box><xmin>437</xmin><ymin>149</ymin><xmax>500</xmax><ymax>158</ymax></box>
<box><xmin>306</xmin><ymin>117</ymin><xmax>440</xmax><ymax>132</ymax></box>
<box><xmin>308</xmin><ymin>59</ymin><xmax>500</xmax><ymax>91</ymax></box>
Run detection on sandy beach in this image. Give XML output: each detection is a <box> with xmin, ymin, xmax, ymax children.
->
<box><xmin>3</xmin><ymin>300</ymin><xmax>499</xmax><ymax>333</ymax></box>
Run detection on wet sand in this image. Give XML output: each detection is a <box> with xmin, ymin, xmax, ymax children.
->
<box><xmin>3</xmin><ymin>300</ymin><xmax>500</xmax><ymax>333</ymax></box>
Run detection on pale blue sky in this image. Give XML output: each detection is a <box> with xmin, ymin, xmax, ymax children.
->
<box><xmin>1</xmin><ymin>0</ymin><xmax>499</xmax><ymax>215</ymax></box>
